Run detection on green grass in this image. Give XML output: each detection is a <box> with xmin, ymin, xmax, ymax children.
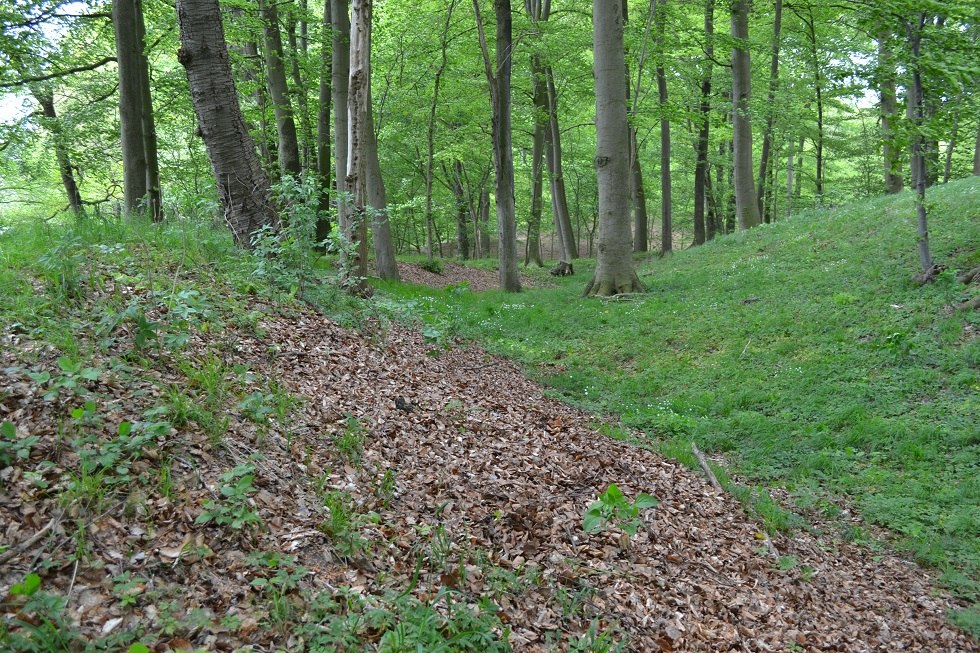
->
<box><xmin>376</xmin><ymin>178</ymin><xmax>980</xmax><ymax>615</ymax></box>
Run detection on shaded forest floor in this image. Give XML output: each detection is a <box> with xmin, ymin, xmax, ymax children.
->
<box><xmin>0</xmin><ymin>182</ymin><xmax>978</xmax><ymax>651</ymax></box>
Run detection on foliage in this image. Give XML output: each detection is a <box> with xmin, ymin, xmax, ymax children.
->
<box><xmin>0</xmin><ymin>421</ymin><xmax>38</xmax><ymax>469</ymax></box>
<box><xmin>196</xmin><ymin>464</ymin><xmax>263</xmax><ymax>531</ymax></box>
<box><xmin>582</xmin><ymin>483</ymin><xmax>658</xmax><ymax>537</ymax></box>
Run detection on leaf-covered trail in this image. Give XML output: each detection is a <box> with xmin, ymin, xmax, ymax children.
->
<box><xmin>1</xmin><ymin>299</ymin><xmax>974</xmax><ymax>651</ymax></box>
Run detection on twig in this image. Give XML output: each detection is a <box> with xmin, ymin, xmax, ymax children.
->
<box><xmin>66</xmin><ymin>558</ymin><xmax>80</xmax><ymax>599</ymax></box>
<box><xmin>691</xmin><ymin>442</ymin><xmax>722</xmax><ymax>491</ymax></box>
<box><xmin>0</xmin><ymin>515</ymin><xmax>58</xmax><ymax>565</ymax></box>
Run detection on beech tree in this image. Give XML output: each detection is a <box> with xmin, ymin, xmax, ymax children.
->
<box><xmin>730</xmin><ymin>0</ymin><xmax>760</xmax><ymax>230</ymax></box>
<box><xmin>585</xmin><ymin>0</ymin><xmax>643</xmax><ymax>297</ymax></box>
<box><xmin>261</xmin><ymin>0</ymin><xmax>302</xmax><ymax>178</ymax></box>
<box><xmin>176</xmin><ymin>0</ymin><xmax>277</xmax><ymax>247</ymax></box>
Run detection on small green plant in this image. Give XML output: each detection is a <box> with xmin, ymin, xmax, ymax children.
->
<box><xmin>246</xmin><ymin>551</ymin><xmax>309</xmax><ymax>629</ymax></box>
<box><xmin>111</xmin><ymin>573</ymin><xmax>147</xmax><ymax>608</ymax></box>
<box><xmin>1</xmin><ymin>573</ymin><xmax>81</xmax><ymax>652</ymax></box>
<box><xmin>0</xmin><ymin>421</ymin><xmax>38</xmax><ymax>468</ymax></box>
<box><xmin>196</xmin><ymin>464</ymin><xmax>263</xmax><ymax>531</ymax></box>
<box><xmin>319</xmin><ymin>490</ymin><xmax>374</xmax><ymax>557</ymax></box>
<box><xmin>419</xmin><ymin>258</ymin><xmax>443</xmax><ymax>274</ymax></box>
<box><xmin>582</xmin><ymin>484</ymin><xmax>658</xmax><ymax>537</ymax></box>
<box><xmin>376</xmin><ymin>468</ymin><xmax>397</xmax><ymax>507</ymax></box>
<box><xmin>335</xmin><ymin>415</ymin><xmax>366</xmax><ymax>464</ymax></box>
<box><xmin>27</xmin><ymin>356</ymin><xmax>101</xmax><ymax>401</ymax></box>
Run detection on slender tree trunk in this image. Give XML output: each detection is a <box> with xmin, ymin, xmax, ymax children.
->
<box><xmin>693</xmin><ymin>0</ymin><xmax>713</xmax><ymax>245</ymax></box>
<box><xmin>363</xmin><ymin>59</ymin><xmax>399</xmax><ymax>280</ymax></box>
<box><xmin>907</xmin><ymin>14</ymin><xmax>933</xmax><ymax>277</ymax></box>
<box><xmin>585</xmin><ymin>0</ymin><xmax>643</xmax><ymax>296</ymax></box>
<box><xmin>474</xmin><ymin>0</ymin><xmax>521</xmax><ymax>291</ymax></box>
<box><xmin>526</xmin><ymin>12</ymin><xmax>547</xmax><ymax>266</ymax></box>
<box><xmin>243</xmin><ymin>40</ymin><xmax>274</xmax><ymax>167</ymax></box>
<box><xmin>545</xmin><ymin>68</ymin><xmax>577</xmax><ymax>259</ymax></box>
<box><xmin>452</xmin><ymin>160</ymin><xmax>470</xmax><ymax>259</ymax></box>
<box><xmin>261</xmin><ymin>0</ymin><xmax>302</xmax><ymax>178</ymax></box>
<box><xmin>114</xmin><ymin>0</ymin><xmax>148</xmax><ymax>218</ymax></box>
<box><xmin>331</xmin><ymin>0</ymin><xmax>351</xmax><ymax>241</ymax></box>
<box><xmin>943</xmin><ymin>110</ymin><xmax>958</xmax><ymax>184</ymax></box>
<box><xmin>878</xmin><ymin>34</ymin><xmax>903</xmax><ymax>193</ymax></box>
<box><xmin>624</xmin><ymin>0</ymin><xmax>651</xmax><ymax>253</ymax></box>
<box><xmin>757</xmin><ymin>0</ymin><xmax>781</xmax><ymax>220</ymax></box>
<box><xmin>286</xmin><ymin>11</ymin><xmax>312</xmax><ymax>171</ymax></box>
<box><xmin>423</xmin><ymin>3</ymin><xmax>456</xmax><ymax>261</ymax></box>
<box><xmin>479</xmin><ymin>185</ymin><xmax>491</xmax><ymax>257</ymax></box>
<box><xmin>176</xmin><ymin>0</ymin><xmax>277</xmax><ymax>247</ymax></box>
<box><xmin>133</xmin><ymin>0</ymin><xmax>162</xmax><ymax>221</ymax></box>
<box><xmin>34</xmin><ymin>90</ymin><xmax>83</xmax><ymax>216</ymax></box>
<box><xmin>316</xmin><ymin>1</ymin><xmax>332</xmax><ymax>246</ymax></box>
<box><xmin>731</xmin><ymin>0</ymin><xmax>760</xmax><ymax>229</ymax></box>
<box><xmin>803</xmin><ymin>6</ymin><xmax>824</xmax><ymax>201</ymax></box>
<box><xmin>345</xmin><ymin>0</ymin><xmax>372</xmax><ymax>290</ymax></box>
<box><xmin>654</xmin><ymin>0</ymin><xmax>670</xmax><ymax>254</ymax></box>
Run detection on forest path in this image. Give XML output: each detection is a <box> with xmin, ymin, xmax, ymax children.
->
<box><xmin>208</xmin><ymin>305</ymin><xmax>973</xmax><ymax>651</ymax></box>
<box><xmin>1</xmin><ymin>297</ymin><xmax>973</xmax><ymax>651</ymax></box>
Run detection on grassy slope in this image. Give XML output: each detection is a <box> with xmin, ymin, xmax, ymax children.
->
<box><xmin>378</xmin><ymin>178</ymin><xmax>980</xmax><ymax>617</ymax></box>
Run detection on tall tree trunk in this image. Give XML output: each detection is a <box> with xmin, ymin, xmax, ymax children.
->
<box><xmin>176</xmin><ymin>0</ymin><xmax>277</xmax><ymax>247</ymax></box>
<box><xmin>331</xmin><ymin>0</ymin><xmax>351</xmax><ymax>244</ymax></box>
<box><xmin>423</xmin><ymin>3</ymin><xmax>456</xmax><ymax>261</ymax></box>
<box><xmin>803</xmin><ymin>5</ymin><xmax>824</xmax><ymax>201</ymax></box>
<box><xmin>654</xmin><ymin>0</ymin><xmax>670</xmax><ymax>254</ymax></box>
<box><xmin>943</xmin><ymin>110</ymin><xmax>958</xmax><ymax>184</ymax></box>
<box><xmin>286</xmin><ymin>10</ymin><xmax>312</xmax><ymax>170</ymax></box>
<box><xmin>757</xmin><ymin>0</ymin><xmax>781</xmax><ymax>220</ymax></box>
<box><xmin>731</xmin><ymin>0</ymin><xmax>760</xmax><ymax>229</ymax></box>
<box><xmin>345</xmin><ymin>0</ymin><xmax>372</xmax><ymax>290</ymax></box>
<box><xmin>362</xmin><ymin>53</ymin><xmax>399</xmax><ymax>281</ymax></box>
<box><xmin>34</xmin><ymin>90</ymin><xmax>83</xmax><ymax>216</ymax></box>
<box><xmin>133</xmin><ymin>0</ymin><xmax>162</xmax><ymax>221</ymax></box>
<box><xmin>261</xmin><ymin>0</ymin><xmax>302</xmax><ymax>179</ymax></box>
<box><xmin>315</xmin><ymin>1</ymin><xmax>332</xmax><ymax>246</ymax></box>
<box><xmin>526</xmin><ymin>3</ymin><xmax>547</xmax><ymax>266</ymax></box>
<box><xmin>452</xmin><ymin>159</ymin><xmax>470</xmax><ymax>259</ymax></box>
<box><xmin>474</xmin><ymin>0</ymin><xmax>521</xmax><ymax>291</ymax></box>
<box><xmin>585</xmin><ymin>0</ymin><xmax>643</xmax><ymax>296</ymax></box>
<box><xmin>479</xmin><ymin>185</ymin><xmax>491</xmax><ymax>257</ymax></box>
<box><xmin>878</xmin><ymin>34</ymin><xmax>903</xmax><ymax>193</ymax></box>
<box><xmin>545</xmin><ymin>68</ymin><xmax>577</xmax><ymax>259</ymax></box>
<box><xmin>693</xmin><ymin>0</ymin><xmax>713</xmax><ymax>245</ymax></box>
<box><xmin>907</xmin><ymin>14</ymin><xmax>933</xmax><ymax>277</ymax></box>
<box><xmin>242</xmin><ymin>40</ymin><xmax>274</xmax><ymax>167</ymax></box>
<box><xmin>114</xmin><ymin>0</ymin><xmax>148</xmax><ymax>218</ymax></box>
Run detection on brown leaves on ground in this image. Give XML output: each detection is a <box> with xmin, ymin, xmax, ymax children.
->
<box><xmin>0</xmin><ymin>296</ymin><xmax>976</xmax><ymax>651</ymax></box>
<box><xmin>396</xmin><ymin>261</ymin><xmax>537</xmax><ymax>292</ymax></box>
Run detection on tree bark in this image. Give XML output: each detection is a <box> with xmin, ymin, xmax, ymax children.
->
<box><xmin>344</xmin><ymin>0</ymin><xmax>372</xmax><ymax>290</ymax></box>
<box><xmin>878</xmin><ymin>34</ymin><xmax>903</xmax><ymax>193</ymax></box>
<box><xmin>452</xmin><ymin>159</ymin><xmax>470</xmax><ymax>259</ymax></box>
<box><xmin>423</xmin><ymin>3</ymin><xmax>456</xmax><ymax>261</ymax></box>
<box><xmin>362</xmin><ymin>53</ymin><xmax>399</xmax><ymax>280</ymax></box>
<box><xmin>113</xmin><ymin>0</ymin><xmax>148</xmax><ymax>218</ymax></box>
<box><xmin>907</xmin><ymin>14</ymin><xmax>933</xmax><ymax>276</ymax></box>
<box><xmin>974</xmin><ymin>120</ymin><xmax>980</xmax><ymax>175</ymax></box>
<box><xmin>585</xmin><ymin>0</ymin><xmax>643</xmax><ymax>296</ymax></box>
<box><xmin>176</xmin><ymin>0</ymin><xmax>277</xmax><ymax>247</ymax></box>
<box><xmin>693</xmin><ymin>0</ymin><xmax>713</xmax><ymax>245</ymax></box>
<box><xmin>527</xmin><ymin>3</ymin><xmax>547</xmax><ymax>266</ymax></box>
<box><xmin>654</xmin><ymin>0</ymin><xmax>670</xmax><ymax>254</ymax></box>
<box><xmin>730</xmin><ymin>0</ymin><xmax>760</xmax><ymax>229</ymax></box>
<box><xmin>545</xmin><ymin>68</ymin><xmax>577</xmax><ymax>259</ymax></box>
<box><xmin>286</xmin><ymin>9</ymin><xmax>312</xmax><ymax>170</ymax></box>
<box><xmin>331</xmin><ymin>0</ymin><xmax>351</xmax><ymax>240</ymax></box>
<box><xmin>34</xmin><ymin>90</ymin><xmax>83</xmax><ymax>216</ymax></box>
<box><xmin>757</xmin><ymin>0</ymin><xmax>781</xmax><ymax>220</ymax></box>
<box><xmin>261</xmin><ymin>0</ymin><xmax>302</xmax><ymax>179</ymax></box>
<box><xmin>133</xmin><ymin>0</ymin><xmax>161</xmax><ymax>221</ymax></box>
<box><xmin>943</xmin><ymin>110</ymin><xmax>958</xmax><ymax>184</ymax></box>
<box><xmin>316</xmin><ymin>0</ymin><xmax>332</xmax><ymax>245</ymax></box>
<box><xmin>474</xmin><ymin>0</ymin><xmax>521</xmax><ymax>291</ymax></box>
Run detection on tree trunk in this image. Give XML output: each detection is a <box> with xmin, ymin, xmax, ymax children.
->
<box><xmin>286</xmin><ymin>10</ymin><xmax>312</xmax><ymax>171</ymax></box>
<box><xmin>878</xmin><ymin>34</ymin><xmax>903</xmax><ymax>194</ymax></box>
<box><xmin>527</xmin><ymin>16</ymin><xmax>546</xmax><ymax>266</ymax></box>
<box><xmin>731</xmin><ymin>0</ymin><xmax>760</xmax><ymax>229</ymax></box>
<box><xmin>34</xmin><ymin>90</ymin><xmax>83</xmax><ymax>216</ymax></box>
<box><xmin>133</xmin><ymin>0</ymin><xmax>162</xmax><ymax>221</ymax></box>
<box><xmin>545</xmin><ymin>67</ymin><xmax>577</xmax><ymax>260</ymax></box>
<box><xmin>907</xmin><ymin>14</ymin><xmax>933</xmax><ymax>277</ymax></box>
<box><xmin>479</xmin><ymin>186</ymin><xmax>491</xmax><ymax>257</ymax></box>
<box><xmin>943</xmin><ymin>110</ymin><xmax>958</xmax><ymax>184</ymax></box>
<box><xmin>114</xmin><ymin>0</ymin><xmax>148</xmax><ymax>218</ymax></box>
<box><xmin>802</xmin><ymin>6</ymin><xmax>824</xmax><ymax>201</ymax></box>
<box><xmin>344</xmin><ymin>0</ymin><xmax>372</xmax><ymax>291</ymax></box>
<box><xmin>693</xmin><ymin>0</ymin><xmax>713</xmax><ymax>245</ymax></box>
<box><xmin>757</xmin><ymin>0</ymin><xmax>781</xmax><ymax>220</ymax></box>
<box><xmin>474</xmin><ymin>0</ymin><xmax>521</xmax><ymax>291</ymax></box>
<box><xmin>331</xmin><ymin>0</ymin><xmax>351</xmax><ymax>241</ymax></box>
<box><xmin>452</xmin><ymin>160</ymin><xmax>470</xmax><ymax>259</ymax></box>
<box><xmin>242</xmin><ymin>39</ymin><xmax>274</xmax><ymax>167</ymax></box>
<box><xmin>316</xmin><ymin>1</ymin><xmax>332</xmax><ymax>246</ymax></box>
<box><xmin>423</xmin><ymin>3</ymin><xmax>456</xmax><ymax>261</ymax></box>
<box><xmin>176</xmin><ymin>0</ymin><xmax>277</xmax><ymax>247</ymax></box>
<box><xmin>654</xmin><ymin>0</ymin><xmax>670</xmax><ymax>254</ymax></box>
<box><xmin>363</xmin><ymin>56</ymin><xmax>399</xmax><ymax>280</ymax></box>
<box><xmin>585</xmin><ymin>0</ymin><xmax>643</xmax><ymax>297</ymax></box>
<box><xmin>261</xmin><ymin>0</ymin><xmax>302</xmax><ymax>179</ymax></box>
<box><xmin>974</xmin><ymin>120</ymin><xmax>980</xmax><ymax>175</ymax></box>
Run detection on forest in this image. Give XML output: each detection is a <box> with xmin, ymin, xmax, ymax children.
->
<box><xmin>0</xmin><ymin>0</ymin><xmax>979</xmax><ymax>650</ymax></box>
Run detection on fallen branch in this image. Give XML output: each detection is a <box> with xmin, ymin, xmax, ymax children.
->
<box><xmin>691</xmin><ymin>442</ymin><xmax>722</xmax><ymax>491</ymax></box>
<box><xmin>955</xmin><ymin>296</ymin><xmax>980</xmax><ymax>311</ymax></box>
<box><xmin>0</xmin><ymin>514</ymin><xmax>59</xmax><ymax>565</ymax></box>
<box><xmin>957</xmin><ymin>265</ymin><xmax>980</xmax><ymax>285</ymax></box>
